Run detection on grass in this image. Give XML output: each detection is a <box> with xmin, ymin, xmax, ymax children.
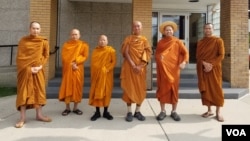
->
<box><xmin>0</xmin><ymin>87</ymin><xmax>17</xmax><ymax>97</ymax></box>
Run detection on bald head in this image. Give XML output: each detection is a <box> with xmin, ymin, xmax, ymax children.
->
<box><xmin>70</xmin><ymin>29</ymin><xmax>80</xmax><ymax>40</ymax></box>
<box><xmin>133</xmin><ymin>21</ymin><xmax>142</xmax><ymax>26</ymax></box>
<box><xmin>132</xmin><ymin>21</ymin><xmax>142</xmax><ymax>35</ymax></box>
<box><xmin>29</xmin><ymin>21</ymin><xmax>41</xmax><ymax>37</ymax></box>
<box><xmin>98</xmin><ymin>35</ymin><xmax>108</xmax><ymax>47</ymax></box>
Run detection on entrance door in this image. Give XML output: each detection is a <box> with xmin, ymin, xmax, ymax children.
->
<box><xmin>158</xmin><ymin>13</ymin><xmax>193</xmax><ymax>68</ymax></box>
<box><xmin>152</xmin><ymin>12</ymin><xmax>206</xmax><ymax>68</ymax></box>
<box><xmin>159</xmin><ymin>13</ymin><xmax>188</xmax><ymax>46</ymax></box>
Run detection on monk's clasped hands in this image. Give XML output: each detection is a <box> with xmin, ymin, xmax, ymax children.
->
<box><xmin>72</xmin><ymin>62</ymin><xmax>78</xmax><ymax>70</ymax></box>
<box><xmin>31</xmin><ymin>65</ymin><xmax>42</xmax><ymax>74</ymax></box>
<box><xmin>202</xmin><ymin>61</ymin><xmax>213</xmax><ymax>72</ymax></box>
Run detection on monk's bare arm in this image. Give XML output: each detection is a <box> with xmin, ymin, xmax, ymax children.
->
<box><xmin>179</xmin><ymin>41</ymin><xmax>189</xmax><ymax>69</ymax></box>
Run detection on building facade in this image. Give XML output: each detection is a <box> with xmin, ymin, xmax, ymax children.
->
<box><xmin>0</xmin><ymin>0</ymin><xmax>248</xmax><ymax>89</ymax></box>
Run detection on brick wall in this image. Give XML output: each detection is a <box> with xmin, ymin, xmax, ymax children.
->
<box><xmin>221</xmin><ymin>0</ymin><xmax>249</xmax><ymax>88</ymax></box>
<box><xmin>132</xmin><ymin>0</ymin><xmax>152</xmax><ymax>89</ymax></box>
<box><xmin>30</xmin><ymin>0</ymin><xmax>58</xmax><ymax>84</ymax></box>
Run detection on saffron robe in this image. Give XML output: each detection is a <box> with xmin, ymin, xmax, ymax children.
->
<box><xmin>196</xmin><ymin>36</ymin><xmax>225</xmax><ymax>106</ymax></box>
<box><xmin>120</xmin><ymin>35</ymin><xmax>152</xmax><ymax>104</ymax></box>
<box><xmin>58</xmin><ymin>40</ymin><xmax>89</xmax><ymax>103</ymax></box>
<box><xmin>16</xmin><ymin>35</ymin><xmax>49</xmax><ymax>110</ymax></box>
<box><xmin>155</xmin><ymin>36</ymin><xmax>189</xmax><ymax>104</ymax></box>
<box><xmin>88</xmin><ymin>46</ymin><xmax>116</xmax><ymax>107</ymax></box>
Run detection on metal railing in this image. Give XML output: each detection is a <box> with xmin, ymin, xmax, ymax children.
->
<box><xmin>0</xmin><ymin>45</ymin><xmax>17</xmax><ymax>65</ymax></box>
<box><xmin>0</xmin><ymin>45</ymin><xmax>60</xmax><ymax>66</ymax></box>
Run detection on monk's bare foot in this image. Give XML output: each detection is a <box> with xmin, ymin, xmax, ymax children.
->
<box><xmin>36</xmin><ymin>116</ymin><xmax>52</xmax><ymax>122</ymax></box>
<box><xmin>216</xmin><ymin>114</ymin><xmax>224</xmax><ymax>122</ymax></box>
<box><xmin>15</xmin><ymin>120</ymin><xmax>25</xmax><ymax>128</ymax></box>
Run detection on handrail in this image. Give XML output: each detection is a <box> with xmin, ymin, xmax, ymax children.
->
<box><xmin>0</xmin><ymin>45</ymin><xmax>17</xmax><ymax>65</ymax></box>
<box><xmin>50</xmin><ymin>46</ymin><xmax>60</xmax><ymax>55</ymax></box>
<box><xmin>0</xmin><ymin>45</ymin><xmax>59</xmax><ymax>66</ymax></box>
<box><xmin>0</xmin><ymin>45</ymin><xmax>18</xmax><ymax>47</ymax></box>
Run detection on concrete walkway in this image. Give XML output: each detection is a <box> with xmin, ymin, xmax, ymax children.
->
<box><xmin>0</xmin><ymin>94</ymin><xmax>250</xmax><ymax>141</ymax></box>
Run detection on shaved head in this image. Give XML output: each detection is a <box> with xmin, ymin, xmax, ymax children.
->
<box><xmin>132</xmin><ymin>21</ymin><xmax>142</xmax><ymax>35</ymax></box>
<box><xmin>98</xmin><ymin>34</ymin><xmax>108</xmax><ymax>47</ymax></box>
<box><xmin>70</xmin><ymin>29</ymin><xmax>81</xmax><ymax>40</ymax></box>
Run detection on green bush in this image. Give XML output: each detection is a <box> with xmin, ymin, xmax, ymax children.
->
<box><xmin>0</xmin><ymin>87</ymin><xmax>17</xmax><ymax>97</ymax></box>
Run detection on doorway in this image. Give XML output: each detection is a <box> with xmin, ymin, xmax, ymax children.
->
<box><xmin>152</xmin><ymin>12</ymin><xmax>206</xmax><ymax>69</ymax></box>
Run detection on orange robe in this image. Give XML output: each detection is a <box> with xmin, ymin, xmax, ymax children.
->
<box><xmin>120</xmin><ymin>35</ymin><xmax>152</xmax><ymax>104</ymax></box>
<box><xmin>58</xmin><ymin>40</ymin><xmax>89</xmax><ymax>103</ymax></box>
<box><xmin>88</xmin><ymin>46</ymin><xmax>116</xmax><ymax>107</ymax></box>
<box><xmin>16</xmin><ymin>35</ymin><xmax>49</xmax><ymax>110</ymax></box>
<box><xmin>155</xmin><ymin>36</ymin><xmax>189</xmax><ymax>104</ymax></box>
<box><xmin>196</xmin><ymin>36</ymin><xmax>225</xmax><ymax>106</ymax></box>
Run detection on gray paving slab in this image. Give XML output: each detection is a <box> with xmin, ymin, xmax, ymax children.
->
<box><xmin>0</xmin><ymin>94</ymin><xmax>250</xmax><ymax>141</ymax></box>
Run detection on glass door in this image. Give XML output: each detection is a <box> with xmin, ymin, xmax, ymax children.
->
<box><xmin>188</xmin><ymin>13</ymin><xmax>206</xmax><ymax>65</ymax></box>
<box><xmin>152</xmin><ymin>12</ymin><xmax>206</xmax><ymax>68</ymax></box>
<box><xmin>159</xmin><ymin>14</ymin><xmax>187</xmax><ymax>44</ymax></box>
<box><xmin>159</xmin><ymin>13</ymin><xmax>192</xmax><ymax>68</ymax></box>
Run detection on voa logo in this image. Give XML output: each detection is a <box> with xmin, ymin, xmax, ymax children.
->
<box><xmin>226</xmin><ymin>129</ymin><xmax>246</xmax><ymax>136</ymax></box>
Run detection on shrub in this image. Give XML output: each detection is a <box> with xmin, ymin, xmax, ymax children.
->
<box><xmin>0</xmin><ymin>87</ymin><xmax>17</xmax><ymax>97</ymax></box>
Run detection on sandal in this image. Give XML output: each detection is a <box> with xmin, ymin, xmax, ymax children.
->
<box><xmin>62</xmin><ymin>109</ymin><xmax>71</xmax><ymax>116</ymax></box>
<box><xmin>37</xmin><ymin>116</ymin><xmax>52</xmax><ymax>122</ymax></box>
<box><xmin>134</xmin><ymin>112</ymin><xmax>145</xmax><ymax>121</ymax></box>
<box><xmin>15</xmin><ymin>121</ymin><xmax>25</xmax><ymax>128</ymax></box>
<box><xmin>170</xmin><ymin>112</ymin><xmax>181</xmax><ymax>121</ymax></box>
<box><xmin>73</xmin><ymin>109</ymin><xmax>83</xmax><ymax>115</ymax></box>
<box><xmin>201</xmin><ymin>112</ymin><xmax>214</xmax><ymax>118</ymax></box>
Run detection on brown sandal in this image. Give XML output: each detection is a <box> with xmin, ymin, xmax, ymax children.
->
<box><xmin>73</xmin><ymin>109</ymin><xmax>83</xmax><ymax>115</ymax></box>
<box><xmin>62</xmin><ymin>109</ymin><xmax>71</xmax><ymax>116</ymax></box>
<box><xmin>201</xmin><ymin>112</ymin><xmax>214</xmax><ymax>118</ymax></box>
<box><xmin>37</xmin><ymin>116</ymin><xmax>52</xmax><ymax>122</ymax></box>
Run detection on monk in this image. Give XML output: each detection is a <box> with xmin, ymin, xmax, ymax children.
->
<box><xmin>58</xmin><ymin>29</ymin><xmax>89</xmax><ymax>116</ymax></box>
<box><xmin>88</xmin><ymin>35</ymin><xmax>116</xmax><ymax>121</ymax></box>
<box><xmin>155</xmin><ymin>21</ymin><xmax>189</xmax><ymax>121</ymax></box>
<box><xmin>196</xmin><ymin>23</ymin><xmax>225</xmax><ymax>122</ymax></box>
<box><xmin>15</xmin><ymin>21</ymin><xmax>51</xmax><ymax>128</ymax></box>
<box><xmin>120</xmin><ymin>21</ymin><xmax>152</xmax><ymax>122</ymax></box>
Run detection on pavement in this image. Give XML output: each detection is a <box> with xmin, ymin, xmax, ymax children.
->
<box><xmin>0</xmin><ymin>93</ymin><xmax>250</xmax><ymax>141</ymax></box>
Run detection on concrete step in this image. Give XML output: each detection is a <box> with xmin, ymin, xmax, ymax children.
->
<box><xmin>46</xmin><ymin>67</ymin><xmax>248</xmax><ymax>99</ymax></box>
<box><xmin>152</xmin><ymin>78</ymin><xmax>231</xmax><ymax>88</ymax></box>
<box><xmin>55</xmin><ymin>67</ymin><xmax>121</xmax><ymax>78</ymax></box>
<box><xmin>48</xmin><ymin>77</ymin><xmax>122</xmax><ymax>87</ymax></box>
<box><xmin>46</xmin><ymin>86</ymin><xmax>248</xmax><ymax>99</ymax></box>
<box><xmin>0</xmin><ymin>66</ymin><xmax>16</xmax><ymax>73</ymax></box>
<box><xmin>48</xmin><ymin>77</ymin><xmax>231</xmax><ymax>88</ymax></box>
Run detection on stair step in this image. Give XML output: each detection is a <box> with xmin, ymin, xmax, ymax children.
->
<box><xmin>46</xmin><ymin>86</ymin><xmax>248</xmax><ymax>99</ymax></box>
<box><xmin>0</xmin><ymin>66</ymin><xmax>16</xmax><ymax>73</ymax></box>
<box><xmin>48</xmin><ymin>77</ymin><xmax>121</xmax><ymax>87</ymax></box>
<box><xmin>152</xmin><ymin>78</ymin><xmax>231</xmax><ymax>88</ymax></box>
<box><xmin>46</xmin><ymin>67</ymin><xmax>248</xmax><ymax>99</ymax></box>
